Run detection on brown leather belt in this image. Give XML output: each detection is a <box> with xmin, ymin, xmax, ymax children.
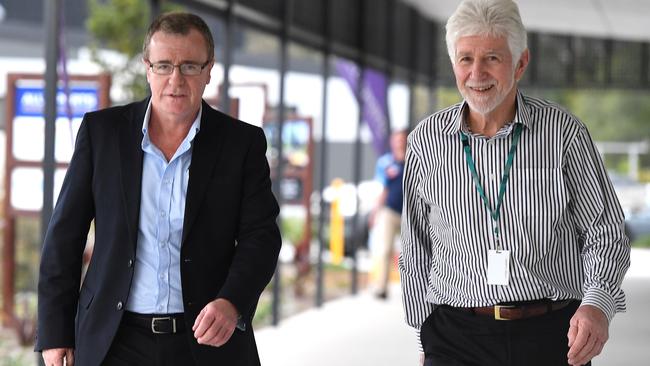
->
<box><xmin>455</xmin><ymin>300</ymin><xmax>573</xmax><ymax>321</ymax></box>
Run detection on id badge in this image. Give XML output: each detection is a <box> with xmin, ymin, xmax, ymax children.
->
<box><xmin>487</xmin><ymin>249</ymin><xmax>510</xmax><ymax>286</ymax></box>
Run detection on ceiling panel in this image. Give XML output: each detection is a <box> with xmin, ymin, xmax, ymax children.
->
<box><xmin>400</xmin><ymin>0</ymin><xmax>650</xmax><ymax>42</ymax></box>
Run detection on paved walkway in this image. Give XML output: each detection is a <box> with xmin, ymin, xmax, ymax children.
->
<box><xmin>257</xmin><ymin>249</ymin><xmax>650</xmax><ymax>366</ymax></box>
<box><xmin>595</xmin><ymin>248</ymin><xmax>650</xmax><ymax>365</ymax></box>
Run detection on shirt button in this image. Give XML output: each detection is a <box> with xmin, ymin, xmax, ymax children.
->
<box><xmin>116</xmin><ymin>301</ymin><xmax>123</xmax><ymax>310</ymax></box>
<box><xmin>159</xmin><ymin>274</ymin><xmax>165</xmax><ymax>280</ymax></box>
<box><xmin>158</xmin><ymin>305</ymin><xmax>164</xmax><ymax>311</ymax></box>
<box><xmin>160</xmin><ymin>211</ymin><xmax>166</xmax><ymax>217</ymax></box>
<box><xmin>159</xmin><ymin>241</ymin><xmax>167</xmax><ymax>247</ymax></box>
<box><xmin>164</xmin><ymin>179</ymin><xmax>171</xmax><ymax>185</ymax></box>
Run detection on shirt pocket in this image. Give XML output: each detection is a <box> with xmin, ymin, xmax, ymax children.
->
<box><xmin>507</xmin><ymin>167</ymin><xmax>566</xmax><ymax>219</ymax></box>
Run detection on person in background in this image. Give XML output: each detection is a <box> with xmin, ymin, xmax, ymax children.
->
<box><xmin>399</xmin><ymin>1</ymin><xmax>630</xmax><ymax>365</ymax></box>
<box><xmin>36</xmin><ymin>12</ymin><xmax>281</xmax><ymax>366</ymax></box>
<box><xmin>370</xmin><ymin>130</ymin><xmax>407</xmax><ymax>299</ymax></box>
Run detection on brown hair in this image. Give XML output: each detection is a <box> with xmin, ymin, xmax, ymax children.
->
<box><xmin>143</xmin><ymin>12</ymin><xmax>214</xmax><ymax>62</ymax></box>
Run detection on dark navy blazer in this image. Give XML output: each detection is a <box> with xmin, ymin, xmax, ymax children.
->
<box><xmin>36</xmin><ymin>98</ymin><xmax>281</xmax><ymax>366</ymax></box>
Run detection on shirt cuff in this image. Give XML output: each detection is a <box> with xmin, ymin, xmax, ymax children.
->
<box><xmin>580</xmin><ymin>287</ymin><xmax>617</xmax><ymax>322</ymax></box>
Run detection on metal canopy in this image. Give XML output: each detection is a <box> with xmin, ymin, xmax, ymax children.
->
<box><xmin>182</xmin><ymin>0</ymin><xmax>649</xmax><ymax>90</ymax></box>
<box><xmin>402</xmin><ymin>0</ymin><xmax>650</xmax><ymax>43</ymax></box>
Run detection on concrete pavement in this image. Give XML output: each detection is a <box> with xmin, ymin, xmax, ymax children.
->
<box><xmin>256</xmin><ymin>249</ymin><xmax>650</xmax><ymax>366</ymax></box>
<box><xmin>595</xmin><ymin>248</ymin><xmax>650</xmax><ymax>365</ymax></box>
<box><xmin>257</xmin><ymin>285</ymin><xmax>418</xmax><ymax>366</ymax></box>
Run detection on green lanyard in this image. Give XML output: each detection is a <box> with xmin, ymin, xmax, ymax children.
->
<box><xmin>459</xmin><ymin>123</ymin><xmax>522</xmax><ymax>250</ymax></box>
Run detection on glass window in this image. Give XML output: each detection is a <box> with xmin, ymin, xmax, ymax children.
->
<box><xmin>611</xmin><ymin>41</ymin><xmax>644</xmax><ymax>87</ymax></box>
<box><xmin>286</xmin><ymin>42</ymin><xmax>324</xmax><ymax>139</ymax></box>
<box><xmin>535</xmin><ymin>34</ymin><xmax>572</xmax><ymax>87</ymax></box>
<box><xmin>574</xmin><ymin>37</ymin><xmax>607</xmax><ymax>86</ymax></box>
<box><xmin>228</xmin><ymin>25</ymin><xmax>281</xmax><ymax>126</ymax></box>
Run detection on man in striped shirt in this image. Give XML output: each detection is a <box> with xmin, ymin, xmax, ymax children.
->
<box><xmin>399</xmin><ymin>1</ymin><xmax>630</xmax><ymax>365</ymax></box>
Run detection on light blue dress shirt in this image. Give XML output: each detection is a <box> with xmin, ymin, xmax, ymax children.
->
<box><xmin>125</xmin><ymin>101</ymin><xmax>201</xmax><ymax>314</ymax></box>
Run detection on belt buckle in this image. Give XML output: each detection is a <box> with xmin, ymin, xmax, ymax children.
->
<box><xmin>494</xmin><ymin>305</ymin><xmax>515</xmax><ymax>321</ymax></box>
<box><xmin>151</xmin><ymin>316</ymin><xmax>176</xmax><ymax>334</ymax></box>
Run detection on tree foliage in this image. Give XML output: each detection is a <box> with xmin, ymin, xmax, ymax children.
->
<box><xmin>562</xmin><ymin>89</ymin><xmax>650</xmax><ymax>142</ymax></box>
<box><xmin>87</xmin><ymin>0</ymin><xmax>149</xmax><ymax>57</ymax></box>
<box><xmin>86</xmin><ymin>0</ymin><xmax>182</xmax><ymax>101</ymax></box>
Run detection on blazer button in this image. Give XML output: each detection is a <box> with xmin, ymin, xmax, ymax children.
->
<box><xmin>128</xmin><ymin>259</ymin><xmax>133</xmax><ymax>268</ymax></box>
<box><xmin>116</xmin><ymin>301</ymin><xmax>123</xmax><ymax>310</ymax></box>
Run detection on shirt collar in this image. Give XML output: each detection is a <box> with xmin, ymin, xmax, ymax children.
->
<box><xmin>141</xmin><ymin>100</ymin><xmax>203</xmax><ymax>150</ymax></box>
<box><xmin>445</xmin><ymin>89</ymin><xmax>534</xmax><ymax>136</ymax></box>
<box><xmin>514</xmin><ymin>90</ymin><xmax>534</xmax><ymax>129</ymax></box>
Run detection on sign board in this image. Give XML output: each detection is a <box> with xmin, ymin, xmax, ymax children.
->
<box><xmin>12</xmin><ymin>81</ymin><xmax>98</xmax><ymax>164</ymax></box>
<box><xmin>263</xmin><ymin>118</ymin><xmax>312</xmax><ymax>204</ymax></box>
<box><xmin>15</xmin><ymin>84</ymin><xmax>98</xmax><ymax>118</ymax></box>
<box><xmin>5</xmin><ymin>74</ymin><xmax>110</xmax><ymax>213</ymax></box>
<box><xmin>2</xmin><ymin>73</ymin><xmax>110</xmax><ymax>327</ymax></box>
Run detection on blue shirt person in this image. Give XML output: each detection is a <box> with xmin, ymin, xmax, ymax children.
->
<box><xmin>370</xmin><ymin>130</ymin><xmax>407</xmax><ymax>299</ymax></box>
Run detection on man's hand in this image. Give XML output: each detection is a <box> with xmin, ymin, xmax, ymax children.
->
<box><xmin>192</xmin><ymin>298</ymin><xmax>239</xmax><ymax>347</ymax></box>
<box><xmin>567</xmin><ymin>305</ymin><xmax>609</xmax><ymax>366</ymax></box>
<box><xmin>42</xmin><ymin>348</ymin><xmax>74</xmax><ymax>366</ymax></box>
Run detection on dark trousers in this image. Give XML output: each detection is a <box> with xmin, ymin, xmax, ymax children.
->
<box><xmin>102</xmin><ymin>318</ymin><xmax>195</xmax><ymax>366</ymax></box>
<box><xmin>421</xmin><ymin>301</ymin><xmax>592</xmax><ymax>366</ymax></box>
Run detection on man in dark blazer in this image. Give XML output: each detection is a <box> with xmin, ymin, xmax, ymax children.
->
<box><xmin>36</xmin><ymin>12</ymin><xmax>281</xmax><ymax>366</ymax></box>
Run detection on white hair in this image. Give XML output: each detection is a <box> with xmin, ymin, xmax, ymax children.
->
<box><xmin>445</xmin><ymin>0</ymin><xmax>527</xmax><ymax>65</ymax></box>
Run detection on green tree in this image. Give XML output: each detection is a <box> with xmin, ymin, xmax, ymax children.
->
<box><xmin>86</xmin><ymin>0</ymin><xmax>182</xmax><ymax>100</ymax></box>
<box><xmin>525</xmin><ymin>88</ymin><xmax>650</xmax><ymax>142</ymax></box>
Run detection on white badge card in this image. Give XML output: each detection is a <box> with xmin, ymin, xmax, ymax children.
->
<box><xmin>487</xmin><ymin>249</ymin><xmax>510</xmax><ymax>286</ymax></box>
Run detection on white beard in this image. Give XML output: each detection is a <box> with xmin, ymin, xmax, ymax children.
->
<box><xmin>461</xmin><ymin>77</ymin><xmax>514</xmax><ymax>116</ymax></box>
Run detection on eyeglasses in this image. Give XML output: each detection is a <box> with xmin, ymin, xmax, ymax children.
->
<box><xmin>147</xmin><ymin>60</ymin><xmax>211</xmax><ymax>76</ymax></box>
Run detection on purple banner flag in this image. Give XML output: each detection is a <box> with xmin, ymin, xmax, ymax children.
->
<box><xmin>335</xmin><ymin>59</ymin><xmax>390</xmax><ymax>155</ymax></box>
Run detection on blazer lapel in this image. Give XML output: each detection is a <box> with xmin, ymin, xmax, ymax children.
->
<box><xmin>119</xmin><ymin>99</ymin><xmax>147</xmax><ymax>250</ymax></box>
<box><xmin>181</xmin><ymin>102</ymin><xmax>227</xmax><ymax>245</ymax></box>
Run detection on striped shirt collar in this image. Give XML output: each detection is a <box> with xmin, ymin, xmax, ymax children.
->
<box><xmin>442</xmin><ymin>89</ymin><xmax>534</xmax><ymax>136</ymax></box>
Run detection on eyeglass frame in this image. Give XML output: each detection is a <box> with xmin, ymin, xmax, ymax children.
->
<box><xmin>145</xmin><ymin>59</ymin><xmax>212</xmax><ymax>76</ymax></box>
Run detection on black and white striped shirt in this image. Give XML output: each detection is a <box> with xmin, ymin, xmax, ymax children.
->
<box><xmin>399</xmin><ymin>90</ymin><xmax>630</xmax><ymax>343</ymax></box>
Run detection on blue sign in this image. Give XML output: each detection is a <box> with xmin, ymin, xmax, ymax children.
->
<box><xmin>15</xmin><ymin>86</ymin><xmax>99</xmax><ymax>118</ymax></box>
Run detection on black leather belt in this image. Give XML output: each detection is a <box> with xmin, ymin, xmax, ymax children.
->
<box><xmin>451</xmin><ymin>300</ymin><xmax>573</xmax><ymax>321</ymax></box>
<box><xmin>122</xmin><ymin>311</ymin><xmax>186</xmax><ymax>334</ymax></box>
